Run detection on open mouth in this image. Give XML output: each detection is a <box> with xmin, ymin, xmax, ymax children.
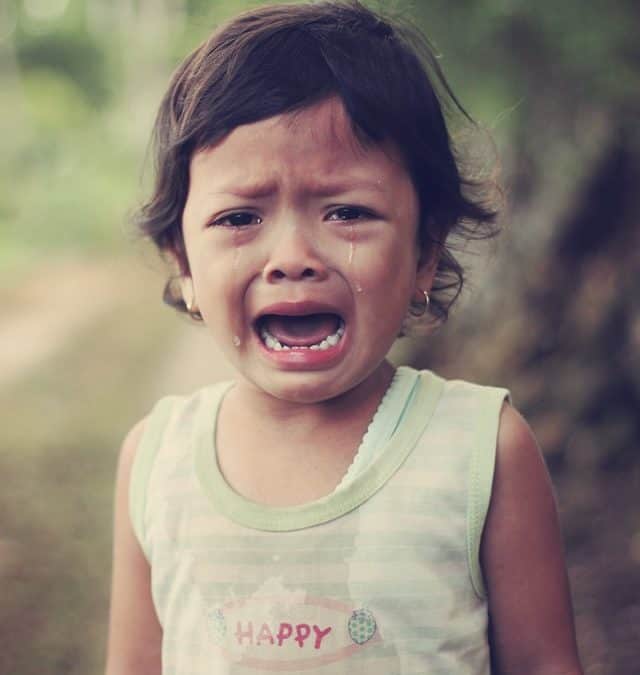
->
<box><xmin>256</xmin><ymin>313</ymin><xmax>345</xmax><ymax>352</ymax></box>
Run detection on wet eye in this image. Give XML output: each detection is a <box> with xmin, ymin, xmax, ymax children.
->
<box><xmin>326</xmin><ymin>206</ymin><xmax>372</xmax><ymax>222</ymax></box>
<box><xmin>211</xmin><ymin>212</ymin><xmax>262</xmax><ymax>227</ymax></box>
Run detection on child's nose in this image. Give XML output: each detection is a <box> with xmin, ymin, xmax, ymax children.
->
<box><xmin>262</xmin><ymin>223</ymin><xmax>329</xmax><ymax>283</ymax></box>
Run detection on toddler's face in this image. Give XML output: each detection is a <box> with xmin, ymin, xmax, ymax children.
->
<box><xmin>181</xmin><ymin>97</ymin><xmax>431</xmax><ymax>404</ymax></box>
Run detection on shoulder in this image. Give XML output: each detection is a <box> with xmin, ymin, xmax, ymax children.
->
<box><xmin>114</xmin><ymin>416</ymin><xmax>150</xmax><ymax>520</ymax></box>
<box><xmin>497</xmin><ymin>401</ymin><xmax>536</xmax><ymax>452</ymax></box>
<box><xmin>485</xmin><ymin>402</ymin><xmax>558</xmax><ymax>545</ymax></box>
<box><xmin>118</xmin><ymin>385</ymin><xmax>222</xmax><ymax>470</ymax></box>
<box><xmin>117</xmin><ymin>384</ymin><xmax>228</xmax><ymax>470</ymax></box>
<box><xmin>428</xmin><ymin>370</ymin><xmax>509</xmax><ymax>412</ymax></box>
<box><xmin>474</xmin><ymin>400</ymin><xmax>558</xmax><ymax>584</ymax></box>
<box><xmin>496</xmin><ymin>403</ymin><xmax>539</xmax><ymax>460</ymax></box>
<box><xmin>118</xmin><ymin>417</ymin><xmax>148</xmax><ymax>473</ymax></box>
<box><xmin>493</xmin><ymin>402</ymin><xmax>554</xmax><ymax>507</ymax></box>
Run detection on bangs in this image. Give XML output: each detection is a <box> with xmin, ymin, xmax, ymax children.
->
<box><xmin>180</xmin><ymin>10</ymin><xmax>439</xmax><ymax>155</ymax></box>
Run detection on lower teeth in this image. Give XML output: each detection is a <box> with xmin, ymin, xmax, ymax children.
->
<box><xmin>261</xmin><ymin>323</ymin><xmax>344</xmax><ymax>352</ymax></box>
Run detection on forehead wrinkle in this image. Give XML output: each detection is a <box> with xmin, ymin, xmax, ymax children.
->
<box><xmin>298</xmin><ymin>174</ymin><xmax>391</xmax><ymax>198</ymax></box>
<box><xmin>205</xmin><ymin>174</ymin><xmax>391</xmax><ymax>202</ymax></box>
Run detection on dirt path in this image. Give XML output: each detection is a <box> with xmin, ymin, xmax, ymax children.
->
<box><xmin>0</xmin><ymin>254</ymin><xmax>234</xmax><ymax>394</ymax></box>
<box><xmin>0</xmin><ymin>257</ymin><xmax>129</xmax><ymax>389</ymax></box>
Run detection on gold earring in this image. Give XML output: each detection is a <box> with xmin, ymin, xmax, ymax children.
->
<box><xmin>408</xmin><ymin>288</ymin><xmax>430</xmax><ymax>317</ymax></box>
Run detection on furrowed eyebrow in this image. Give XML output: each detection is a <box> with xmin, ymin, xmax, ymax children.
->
<box><xmin>207</xmin><ymin>181</ymin><xmax>277</xmax><ymax>199</ymax></box>
<box><xmin>208</xmin><ymin>177</ymin><xmax>388</xmax><ymax>199</ymax></box>
<box><xmin>306</xmin><ymin>178</ymin><xmax>388</xmax><ymax>197</ymax></box>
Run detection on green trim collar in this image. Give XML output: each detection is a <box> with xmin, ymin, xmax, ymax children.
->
<box><xmin>194</xmin><ymin>371</ymin><xmax>444</xmax><ymax>532</ymax></box>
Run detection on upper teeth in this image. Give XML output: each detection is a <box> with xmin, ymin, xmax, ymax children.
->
<box><xmin>261</xmin><ymin>322</ymin><xmax>345</xmax><ymax>351</ymax></box>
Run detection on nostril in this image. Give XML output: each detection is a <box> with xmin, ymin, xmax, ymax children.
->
<box><xmin>264</xmin><ymin>261</ymin><xmax>326</xmax><ymax>283</ymax></box>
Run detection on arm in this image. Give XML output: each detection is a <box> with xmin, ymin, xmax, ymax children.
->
<box><xmin>481</xmin><ymin>403</ymin><xmax>583</xmax><ymax>675</ymax></box>
<box><xmin>105</xmin><ymin>419</ymin><xmax>162</xmax><ymax>675</ymax></box>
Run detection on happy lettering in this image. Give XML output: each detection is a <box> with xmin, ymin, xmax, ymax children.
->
<box><xmin>235</xmin><ymin>621</ymin><xmax>332</xmax><ymax>649</ymax></box>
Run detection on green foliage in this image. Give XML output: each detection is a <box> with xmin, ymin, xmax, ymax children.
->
<box><xmin>20</xmin><ymin>67</ymin><xmax>92</xmax><ymax>128</ymax></box>
<box><xmin>16</xmin><ymin>30</ymin><xmax>110</xmax><ymax>105</ymax></box>
<box><xmin>413</xmin><ymin>0</ymin><xmax>639</xmax><ymax>124</ymax></box>
<box><xmin>0</xmin><ymin>57</ymin><xmax>146</xmax><ymax>273</ymax></box>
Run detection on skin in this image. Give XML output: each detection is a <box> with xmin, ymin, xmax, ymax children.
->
<box><xmin>106</xmin><ymin>98</ymin><xmax>583</xmax><ymax>674</ymax></box>
<box><xmin>181</xmin><ymin>97</ymin><xmax>428</xmax><ymax>407</ymax></box>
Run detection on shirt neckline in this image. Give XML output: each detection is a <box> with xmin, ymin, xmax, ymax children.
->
<box><xmin>334</xmin><ymin>365</ymin><xmax>420</xmax><ymax>492</ymax></box>
<box><xmin>193</xmin><ymin>369</ymin><xmax>444</xmax><ymax>531</ymax></box>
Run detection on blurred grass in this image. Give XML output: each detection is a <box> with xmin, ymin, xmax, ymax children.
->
<box><xmin>0</xmin><ymin>73</ymin><xmax>143</xmax><ymax>276</ymax></box>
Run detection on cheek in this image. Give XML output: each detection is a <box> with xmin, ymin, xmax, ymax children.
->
<box><xmin>355</xmin><ymin>254</ymin><xmax>416</xmax><ymax>341</ymax></box>
<box><xmin>355</xmin><ymin>236</ymin><xmax>418</xmax><ymax>295</ymax></box>
<box><xmin>188</xmin><ymin>251</ymin><xmax>232</xmax><ymax>313</ymax></box>
<box><xmin>188</xmin><ymin>243</ymin><xmax>262</xmax><ymax>339</ymax></box>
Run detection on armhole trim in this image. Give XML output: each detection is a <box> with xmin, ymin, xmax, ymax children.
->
<box><xmin>467</xmin><ymin>386</ymin><xmax>510</xmax><ymax>599</ymax></box>
<box><xmin>129</xmin><ymin>396</ymin><xmax>177</xmax><ymax>557</ymax></box>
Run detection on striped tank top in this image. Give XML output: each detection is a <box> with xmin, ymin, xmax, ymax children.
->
<box><xmin>130</xmin><ymin>368</ymin><xmax>508</xmax><ymax>674</ymax></box>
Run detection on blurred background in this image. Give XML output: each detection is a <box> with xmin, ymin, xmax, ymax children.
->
<box><xmin>1</xmin><ymin>0</ymin><xmax>638</xmax><ymax>673</ymax></box>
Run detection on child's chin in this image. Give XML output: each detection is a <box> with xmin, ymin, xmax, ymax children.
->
<box><xmin>259</xmin><ymin>374</ymin><xmax>347</xmax><ymax>405</ymax></box>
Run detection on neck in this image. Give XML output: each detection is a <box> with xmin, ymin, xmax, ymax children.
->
<box><xmin>214</xmin><ymin>361</ymin><xmax>396</xmax><ymax>506</ymax></box>
<box><xmin>224</xmin><ymin>361</ymin><xmax>395</xmax><ymax>441</ymax></box>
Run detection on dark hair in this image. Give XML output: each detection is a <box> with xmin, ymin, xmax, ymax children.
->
<box><xmin>135</xmin><ymin>0</ymin><xmax>499</xmax><ymax>322</ymax></box>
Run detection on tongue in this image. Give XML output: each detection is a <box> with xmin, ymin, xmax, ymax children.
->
<box><xmin>262</xmin><ymin>313</ymin><xmax>340</xmax><ymax>347</ymax></box>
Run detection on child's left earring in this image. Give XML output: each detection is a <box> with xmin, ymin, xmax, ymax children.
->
<box><xmin>408</xmin><ymin>288</ymin><xmax>430</xmax><ymax>317</ymax></box>
<box><xmin>180</xmin><ymin>276</ymin><xmax>202</xmax><ymax>321</ymax></box>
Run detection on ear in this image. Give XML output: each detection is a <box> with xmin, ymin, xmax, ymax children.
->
<box><xmin>178</xmin><ymin>275</ymin><xmax>196</xmax><ymax>311</ymax></box>
<box><xmin>165</xmin><ymin>247</ymin><xmax>195</xmax><ymax>306</ymax></box>
<box><xmin>415</xmin><ymin>243</ymin><xmax>440</xmax><ymax>292</ymax></box>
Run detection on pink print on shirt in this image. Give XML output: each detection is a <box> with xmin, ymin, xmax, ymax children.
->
<box><xmin>206</xmin><ymin>595</ymin><xmax>379</xmax><ymax>670</ymax></box>
<box><xmin>234</xmin><ymin>621</ymin><xmax>332</xmax><ymax>649</ymax></box>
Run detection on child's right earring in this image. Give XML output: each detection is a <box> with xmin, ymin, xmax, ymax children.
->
<box><xmin>408</xmin><ymin>288</ymin><xmax>430</xmax><ymax>317</ymax></box>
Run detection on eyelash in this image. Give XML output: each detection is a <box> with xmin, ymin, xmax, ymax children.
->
<box><xmin>325</xmin><ymin>206</ymin><xmax>374</xmax><ymax>222</ymax></box>
<box><xmin>209</xmin><ymin>206</ymin><xmax>374</xmax><ymax>228</ymax></box>
<box><xmin>210</xmin><ymin>212</ymin><xmax>263</xmax><ymax>228</ymax></box>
